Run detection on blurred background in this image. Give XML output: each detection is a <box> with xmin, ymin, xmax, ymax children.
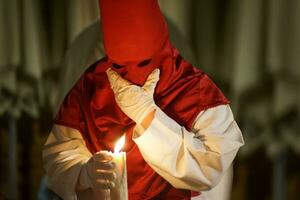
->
<box><xmin>0</xmin><ymin>0</ymin><xmax>300</xmax><ymax>199</ymax></box>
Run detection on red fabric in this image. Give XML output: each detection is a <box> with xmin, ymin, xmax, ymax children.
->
<box><xmin>54</xmin><ymin>0</ymin><xmax>229</xmax><ymax>199</ymax></box>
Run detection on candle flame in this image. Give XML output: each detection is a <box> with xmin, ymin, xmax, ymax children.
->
<box><xmin>114</xmin><ymin>134</ymin><xmax>125</xmax><ymax>153</ymax></box>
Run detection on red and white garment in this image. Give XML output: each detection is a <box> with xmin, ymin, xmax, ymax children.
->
<box><xmin>43</xmin><ymin>0</ymin><xmax>244</xmax><ymax>199</ymax></box>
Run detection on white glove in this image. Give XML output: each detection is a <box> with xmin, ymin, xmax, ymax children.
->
<box><xmin>106</xmin><ymin>68</ymin><xmax>160</xmax><ymax>124</ymax></box>
<box><xmin>78</xmin><ymin>151</ymin><xmax>116</xmax><ymax>190</ymax></box>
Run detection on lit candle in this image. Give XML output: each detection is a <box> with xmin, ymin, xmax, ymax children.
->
<box><xmin>110</xmin><ymin>135</ymin><xmax>128</xmax><ymax>200</ymax></box>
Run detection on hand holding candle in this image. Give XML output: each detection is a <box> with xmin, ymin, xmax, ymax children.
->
<box><xmin>78</xmin><ymin>151</ymin><xmax>116</xmax><ymax>192</ymax></box>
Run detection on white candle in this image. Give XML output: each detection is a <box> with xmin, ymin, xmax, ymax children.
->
<box><xmin>110</xmin><ymin>135</ymin><xmax>128</xmax><ymax>200</ymax></box>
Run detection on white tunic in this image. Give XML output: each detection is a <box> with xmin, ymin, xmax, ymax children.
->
<box><xmin>43</xmin><ymin>105</ymin><xmax>244</xmax><ymax>200</ymax></box>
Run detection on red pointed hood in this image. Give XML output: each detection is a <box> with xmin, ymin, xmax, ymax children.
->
<box><xmin>99</xmin><ymin>0</ymin><xmax>169</xmax><ymax>64</ymax></box>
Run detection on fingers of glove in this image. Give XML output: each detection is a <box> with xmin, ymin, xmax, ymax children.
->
<box><xmin>92</xmin><ymin>151</ymin><xmax>115</xmax><ymax>170</ymax></box>
<box><xmin>95</xmin><ymin>169</ymin><xmax>117</xmax><ymax>182</ymax></box>
<box><xmin>93</xmin><ymin>151</ymin><xmax>113</xmax><ymax>162</ymax></box>
<box><xmin>106</xmin><ymin>68</ymin><xmax>131</xmax><ymax>92</ymax></box>
<box><xmin>116</xmin><ymin>85</ymin><xmax>144</xmax><ymax>106</ymax></box>
<box><xmin>94</xmin><ymin>160</ymin><xmax>116</xmax><ymax>170</ymax></box>
<box><xmin>142</xmin><ymin>69</ymin><xmax>160</xmax><ymax>95</ymax></box>
<box><xmin>94</xmin><ymin>179</ymin><xmax>116</xmax><ymax>189</ymax></box>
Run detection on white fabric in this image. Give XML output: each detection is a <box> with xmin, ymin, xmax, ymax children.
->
<box><xmin>43</xmin><ymin>105</ymin><xmax>244</xmax><ymax>200</ymax></box>
<box><xmin>193</xmin><ymin>165</ymin><xmax>233</xmax><ymax>200</ymax></box>
<box><xmin>43</xmin><ymin>125</ymin><xmax>92</xmax><ymax>200</ymax></box>
<box><xmin>133</xmin><ymin>105</ymin><xmax>244</xmax><ymax>198</ymax></box>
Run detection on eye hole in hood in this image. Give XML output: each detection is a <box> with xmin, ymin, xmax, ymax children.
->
<box><xmin>112</xmin><ymin>63</ymin><xmax>124</xmax><ymax>69</ymax></box>
<box><xmin>138</xmin><ymin>59</ymin><xmax>152</xmax><ymax>67</ymax></box>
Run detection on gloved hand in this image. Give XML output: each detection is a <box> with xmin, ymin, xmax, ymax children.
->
<box><xmin>106</xmin><ymin>68</ymin><xmax>160</xmax><ymax>124</ymax></box>
<box><xmin>78</xmin><ymin>151</ymin><xmax>116</xmax><ymax>190</ymax></box>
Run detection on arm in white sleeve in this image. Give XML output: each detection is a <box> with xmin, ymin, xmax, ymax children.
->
<box><xmin>132</xmin><ymin>104</ymin><xmax>244</xmax><ymax>191</ymax></box>
<box><xmin>42</xmin><ymin>125</ymin><xmax>92</xmax><ymax>200</ymax></box>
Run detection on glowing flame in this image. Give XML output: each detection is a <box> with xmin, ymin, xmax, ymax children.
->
<box><xmin>114</xmin><ymin>134</ymin><xmax>125</xmax><ymax>153</ymax></box>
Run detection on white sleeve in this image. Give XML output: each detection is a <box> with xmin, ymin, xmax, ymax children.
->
<box><xmin>42</xmin><ymin>125</ymin><xmax>92</xmax><ymax>200</ymax></box>
<box><xmin>132</xmin><ymin>104</ymin><xmax>244</xmax><ymax>191</ymax></box>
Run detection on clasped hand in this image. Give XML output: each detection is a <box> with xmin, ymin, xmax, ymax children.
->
<box><xmin>106</xmin><ymin>68</ymin><xmax>160</xmax><ymax>125</ymax></box>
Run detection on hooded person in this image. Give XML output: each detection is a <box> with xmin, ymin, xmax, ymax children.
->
<box><xmin>42</xmin><ymin>0</ymin><xmax>244</xmax><ymax>199</ymax></box>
